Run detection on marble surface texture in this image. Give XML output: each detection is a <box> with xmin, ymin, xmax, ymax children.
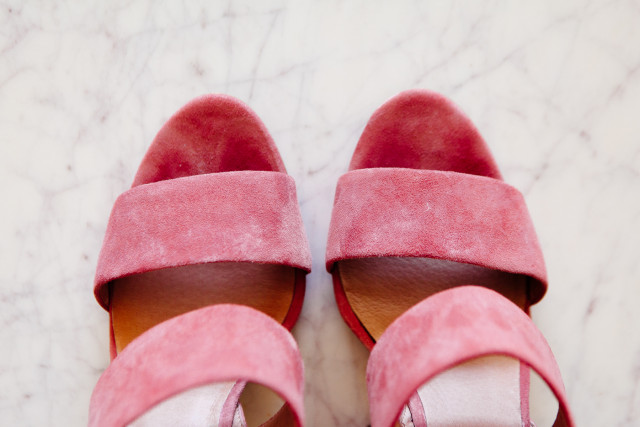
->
<box><xmin>1</xmin><ymin>0</ymin><xmax>639</xmax><ymax>426</ymax></box>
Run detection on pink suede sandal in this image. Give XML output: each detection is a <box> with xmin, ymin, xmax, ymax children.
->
<box><xmin>89</xmin><ymin>95</ymin><xmax>311</xmax><ymax>426</ymax></box>
<box><xmin>326</xmin><ymin>90</ymin><xmax>574</xmax><ymax>426</ymax></box>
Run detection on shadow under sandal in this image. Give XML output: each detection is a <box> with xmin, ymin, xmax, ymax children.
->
<box><xmin>89</xmin><ymin>95</ymin><xmax>311</xmax><ymax>426</ymax></box>
<box><xmin>325</xmin><ymin>90</ymin><xmax>574</xmax><ymax>426</ymax></box>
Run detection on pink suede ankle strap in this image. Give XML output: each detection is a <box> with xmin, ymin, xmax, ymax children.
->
<box><xmin>89</xmin><ymin>304</ymin><xmax>305</xmax><ymax>427</ymax></box>
<box><xmin>94</xmin><ymin>170</ymin><xmax>311</xmax><ymax>309</ymax></box>
<box><xmin>326</xmin><ymin>168</ymin><xmax>547</xmax><ymax>303</ymax></box>
<box><xmin>367</xmin><ymin>286</ymin><xmax>574</xmax><ymax>427</ymax></box>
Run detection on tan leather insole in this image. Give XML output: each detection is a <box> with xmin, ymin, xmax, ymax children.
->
<box><xmin>111</xmin><ymin>262</ymin><xmax>295</xmax><ymax>352</ymax></box>
<box><xmin>339</xmin><ymin>257</ymin><xmax>527</xmax><ymax>341</ymax></box>
<box><xmin>111</xmin><ymin>262</ymin><xmax>295</xmax><ymax>426</ymax></box>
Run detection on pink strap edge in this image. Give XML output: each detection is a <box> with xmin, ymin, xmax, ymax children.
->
<box><xmin>326</xmin><ymin>168</ymin><xmax>547</xmax><ymax>303</ymax></box>
<box><xmin>366</xmin><ymin>286</ymin><xmax>574</xmax><ymax>427</ymax></box>
<box><xmin>95</xmin><ymin>170</ymin><xmax>311</xmax><ymax>309</ymax></box>
<box><xmin>89</xmin><ymin>304</ymin><xmax>305</xmax><ymax>427</ymax></box>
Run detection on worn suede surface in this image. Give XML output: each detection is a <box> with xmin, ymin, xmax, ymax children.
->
<box><xmin>326</xmin><ymin>89</ymin><xmax>548</xmax><ymax>341</ymax></box>
<box><xmin>94</xmin><ymin>94</ymin><xmax>311</xmax><ymax>310</ymax></box>
<box><xmin>326</xmin><ymin>167</ymin><xmax>547</xmax><ymax>303</ymax></box>
<box><xmin>95</xmin><ymin>170</ymin><xmax>311</xmax><ymax>309</ymax></box>
<box><xmin>132</xmin><ymin>94</ymin><xmax>286</xmax><ymax>186</ymax></box>
<box><xmin>89</xmin><ymin>305</ymin><xmax>305</xmax><ymax>427</ymax></box>
<box><xmin>327</xmin><ymin>89</ymin><xmax>547</xmax><ymax>304</ymax></box>
<box><xmin>367</xmin><ymin>286</ymin><xmax>574</xmax><ymax>427</ymax></box>
<box><xmin>348</xmin><ymin>90</ymin><xmax>501</xmax><ymax>178</ymax></box>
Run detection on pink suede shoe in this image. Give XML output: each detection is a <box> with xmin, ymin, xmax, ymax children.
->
<box><xmin>326</xmin><ymin>90</ymin><xmax>574</xmax><ymax>426</ymax></box>
<box><xmin>90</xmin><ymin>95</ymin><xmax>311</xmax><ymax>426</ymax></box>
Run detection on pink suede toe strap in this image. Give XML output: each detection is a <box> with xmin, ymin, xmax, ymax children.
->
<box><xmin>94</xmin><ymin>170</ymin><xmax>311</xmax><ymax>309</ymax></box>
<box><xmin>89</xmin><ymin>304</ymin><xmax>305</xmax><ymax>427</ymax></box>
<box><xmin>326</xmin><ymin>168</ymin><xmax>547</xmax><ymax>303</ymax></box>
<box><xmin>367</xmin><ymin>286</ymin><xmax>574</xmax><ymax>427</ymax></box>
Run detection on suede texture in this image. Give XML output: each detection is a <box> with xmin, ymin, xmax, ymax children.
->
<box><xmin>326</xmin><ymin>90</ymin><xmax>549</xmax><ymax>349</ymax></box>
<box><xmin>95</xmin><ymin>170</ymin><xmax>311</xmax><ymax>309</ymax></box>
<box><xmin>348</xmin><ymin>90</ymin><xmax>501</xmax><ymax>178</ymax></box>
<box><xmin>326</xmin><ymin>167</ymin><xmax>546</xmax><ymax>303</ymax></box>
<box><xmin>367</xmin><ymin>286</ymin><xmax>574</xmax><ymax>427</ymax></box>
<box><xmin>132</xmin><ymin>94</ymin><xmax>286</xmax><ymax>186</ymax></box>
<box><xmin>327</xmin><ymin>89</ymin><xmax>547</xmax><ymax>304</ymax></box>
<box><xmin>95</xmin><ymin>94</ymin><xmax>311</xmax><ymax>310</ymax></box>
<box><xmin>89</xmin><ymin>304</ymin><xmax>305</xmax><ymax>427</ymax></box>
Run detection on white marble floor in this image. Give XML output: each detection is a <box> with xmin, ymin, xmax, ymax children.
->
<box><xmin>1</xmin><ymin>1</ymin><xmax>639</xmax><ymax>426</ymax></box>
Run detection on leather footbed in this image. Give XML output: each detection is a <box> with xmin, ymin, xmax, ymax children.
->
<box><xmin>339</xmin><ymin>257</ymin><xmax>527</xmax><ymax>341</ymax></box>
<box><xmin>111</xmin><ymin>263</ymin><xmax>295</xmax><ymax>352</ymax></box>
